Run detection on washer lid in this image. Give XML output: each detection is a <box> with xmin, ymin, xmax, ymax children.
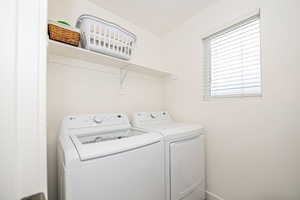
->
<box><xmin>70</xmin><ymin>128</ymin><xmax>162</xmax><ymax>161</ymax></box>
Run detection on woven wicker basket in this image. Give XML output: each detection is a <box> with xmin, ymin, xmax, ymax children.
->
<box><xmin>48</xmin><ymin>20</ymin><xmax>80</xmax><ymax>47</ymax></box>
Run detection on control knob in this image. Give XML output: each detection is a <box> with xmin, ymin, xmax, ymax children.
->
<box><xmin>93</xmin><ymin>116</ymin><xmax>103</xmax><ymax>124</ymax></box>
<box><xmin>150</xmin><ymin>113</ymin><xmax>157</xmax><ymax>119</ymax></box>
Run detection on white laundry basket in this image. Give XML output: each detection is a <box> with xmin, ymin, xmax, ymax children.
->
<box><xmin>76</xmin><ymin>15</ymin><xmax>137</xmax><ymax>60</ymax></box>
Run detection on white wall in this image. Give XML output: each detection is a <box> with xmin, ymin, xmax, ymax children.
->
<box><xmin>163</xmin><ymin>0</ymin><xmax>300</xmax><ymax>199</ymax></box>
<box><xmin>47</xmin><ymin>1</ymin><xmax>166</xmax><ymax>200</ymax></box>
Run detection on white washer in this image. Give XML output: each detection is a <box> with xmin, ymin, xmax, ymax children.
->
<box><xmin>58</xmin><ymin>113</ymin><xmax>165</xmax><ymax>200</ymax></box>
<box><xmin>132</xmin><ymin>111</ymin><xmax>206</xmax><ymax>200</ymax></box>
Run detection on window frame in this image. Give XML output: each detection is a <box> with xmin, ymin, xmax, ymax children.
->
<box><xmin>203</xmin><ymin>12</ymin><xmax>262</xmax><ymax>99</ymax></box>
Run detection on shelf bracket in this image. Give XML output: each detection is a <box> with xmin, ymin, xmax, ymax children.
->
<box><xmin>120</xmin><ymin>68</ymin><xmax>129</xmax><ymax>94</ymax></box>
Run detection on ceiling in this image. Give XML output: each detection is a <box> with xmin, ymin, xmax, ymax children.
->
<box><xmin>89</xmin><ymin>0</ymin><xmax>217</xmax><ymax>36</ymax></box>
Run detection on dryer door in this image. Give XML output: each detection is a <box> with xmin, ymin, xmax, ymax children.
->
<box><xmin>170</xmin><ymin>134</ymin><xmax>205</xmax><ymax>200</ymax></box>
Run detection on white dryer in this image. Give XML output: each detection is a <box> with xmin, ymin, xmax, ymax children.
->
<box><xmin>132</xmin><ymin>111</ymin><xmax>206</xmax><ymax>200</ymax></box>
<box><xmin>57</xmin><ymin>113</ymin><xmax>165</xmax><ymax>200</ymax></box>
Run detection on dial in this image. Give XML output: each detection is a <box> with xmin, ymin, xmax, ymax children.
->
<box><xmin>150</xmin><ymin>113</ymin><xmax>156</xmax><ymax>119</ymax></box>
<box><xmin>93</xmin><ymin>116</ymin><xmax>103</xmax><ymax>124</ymax></box>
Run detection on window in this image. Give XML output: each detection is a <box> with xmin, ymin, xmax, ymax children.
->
<box><xmin>203</xmin><ymin>14</ymin><xmax>261</xmax><ymax>98</ymax></box>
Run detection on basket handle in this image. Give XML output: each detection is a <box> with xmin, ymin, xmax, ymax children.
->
<box><xmin>80</xmin><ymin>31</ymin><xmax>87</xmax><ymax>48</ymax></box>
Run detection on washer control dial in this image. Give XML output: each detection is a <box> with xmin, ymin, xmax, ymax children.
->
<box><xmin>93</xmin><ymin>116</ymin><xmax>103</xmax><ymax>124</ymax></box>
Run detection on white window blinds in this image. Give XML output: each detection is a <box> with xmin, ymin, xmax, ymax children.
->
<box><xmin>203</xmin><ymin>14</ymin><xmax>262</xmax><ymax>98</ymax></box>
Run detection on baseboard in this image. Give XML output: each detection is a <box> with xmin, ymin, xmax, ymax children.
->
<box><xmin>206</xmin><ymin>191</ymin><xmax>225</xmax><ymax>200</ymax></box>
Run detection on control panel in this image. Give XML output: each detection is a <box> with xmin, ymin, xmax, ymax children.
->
<box><xmin>64</xmin><ymin>113</ymin><xmax>130</xmax><ymax>129</ymax></box>
<box><xmin>133</xmin><ymin>111</ymin><xmax>172</xmax><ymax>125</ymax></box>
